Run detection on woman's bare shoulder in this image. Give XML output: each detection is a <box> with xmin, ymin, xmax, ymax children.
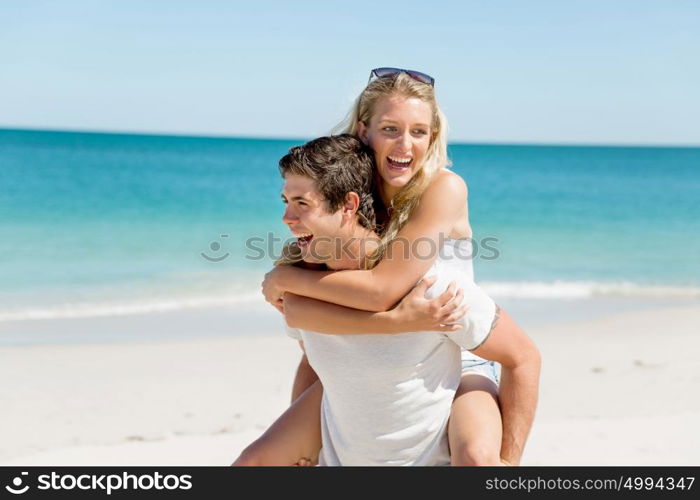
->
<box><xmin>424</xmin><ymin>169</ymin><xmax>468</xmax><ymax>201</ymax></box>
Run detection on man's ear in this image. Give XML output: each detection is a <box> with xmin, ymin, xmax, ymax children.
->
<box><xmin>357</xmin><ymin>121</ymin><xmax>369</xmax><ymax>145</ymax></box>
<box><xmin>342</xmin><ymin>191</ymin><xmax>360</xmax><ymax>220</ymax></box>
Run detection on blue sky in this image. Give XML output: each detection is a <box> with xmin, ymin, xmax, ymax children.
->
<box><xmin>2</xmin><ymin>0</ymin><xmax>698</xmax><ymax>145</ymax></box>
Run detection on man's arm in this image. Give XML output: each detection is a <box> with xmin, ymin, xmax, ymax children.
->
<box><xmin>471</xmin><ymin>307</ymin><xmax>541</xmax><ymax>465</ymax></box>
<box><xmin>291</xmin><ymin>342</ymin><xmax>319</xmax><ymax>403</ymax></box>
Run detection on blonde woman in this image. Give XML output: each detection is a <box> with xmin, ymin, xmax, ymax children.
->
<box><xmin>237</xmin><ymin>69</ymin><xmax>540</xmax><ymax>466</ymax></box>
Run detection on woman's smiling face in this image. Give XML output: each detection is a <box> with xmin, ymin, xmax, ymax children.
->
<box><xmin>357</xmin><ymin>94</ymin><xmax>433</xmax><ymax>200</ymax></box>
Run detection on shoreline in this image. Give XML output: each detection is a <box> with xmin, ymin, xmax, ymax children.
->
<box><xmin>2</xmin><ymin>301</ymin><xmax>699</xmax><ymax>465</ymax></box>
<box><xmin>1</xmin><ymin>295</ymin><xmax>694</xmax><ymax>347</ymax></box>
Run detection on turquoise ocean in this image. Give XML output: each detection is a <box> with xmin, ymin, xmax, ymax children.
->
<box><xmin>1</xmin><ymin>128</ymin><xmax>699</xmax><ymax>324</ymax></box>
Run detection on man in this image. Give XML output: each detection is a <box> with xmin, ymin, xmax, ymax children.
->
<box><xmin>239</xmin><ymin>134</ymin><xmax>540</xmax><ymax>466</ymax></box>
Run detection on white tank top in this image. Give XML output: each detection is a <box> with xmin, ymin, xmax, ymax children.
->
<box><xmin>435</xmin><ymin>237</ymin><xmax>497</xmax><ymax>362</ymax></box>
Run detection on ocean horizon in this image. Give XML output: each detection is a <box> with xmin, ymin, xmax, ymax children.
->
<box><xmin>1</xmin><ymin>127</ymin><xmax>699</xmax><ymax>323</ymax></box>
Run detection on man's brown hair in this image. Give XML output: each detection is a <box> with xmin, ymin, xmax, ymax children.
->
<box><xmin>278</xmin><ymin>134</ymin><xmax>376</xmax><ymax>230</ymax></box>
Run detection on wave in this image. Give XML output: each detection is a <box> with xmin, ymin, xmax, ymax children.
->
<box><xmin>1</xmin><ymin>281</ymin><xmax>698</xmax><ymax>323</ymax></box>
<box><xmin>482</xmin><ymin>281</ymin><xmax>700</xmax><ymax>299</ymax></box>
<box><xmin>0</xmin><ymin>291</ymin><xmax>264</xmax><ymax>322</ymax></box>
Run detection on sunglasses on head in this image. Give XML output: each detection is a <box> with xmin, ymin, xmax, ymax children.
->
<box><xmin>368</xmin><ymin>67</ymin><xmax>435</xmax><ymax>87</ymax></box>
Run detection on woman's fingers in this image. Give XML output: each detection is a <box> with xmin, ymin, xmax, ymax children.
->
<box><xmin>440</xmin><ymin>305</ymin><xmax>469</xmax><ymax>327</ymax></box>
<box><xmin>436</xmin><ymin>281</ymin><xmax>457</xmax><ymax>306</ymax></box>
<box><xmin>437</xmin><ymin>287</ymin><xmax>464</xmax><ymax>320</ymax></box>
<box><xmin>433</xmin><ymin>304</ymin><xmax>468</xmax><ymax>332</ymax></box>
<box><xmin>440</xmin><ymin>323</ymin><xmax>462</xmax><ymax>332</ymax></box>
<box><xmin>442</xmin><ymin>287</ymin><xmax>464</xmax><ymax>312</ymax></box>
<box><xmin>415</xmin><ymin>275</ymin><xmax>438</xmax><ymax>295</ymax></box>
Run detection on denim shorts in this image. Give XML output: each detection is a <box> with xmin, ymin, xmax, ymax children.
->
<box><xmin>461</xmin><ymin>358</ymin><xmax>501</xmax><ymax>385</ymax></box>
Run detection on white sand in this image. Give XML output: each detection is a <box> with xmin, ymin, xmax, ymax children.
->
<box><xmin>2</xmin><ymin>304</ymin><xmax>699</xmax><ymax>465</ymax></box>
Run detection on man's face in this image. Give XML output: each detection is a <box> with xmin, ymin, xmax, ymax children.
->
<box><xmin>281</xmin><ymin>174</ymin><xmax>344</xmax><ymax>263</ymax></box>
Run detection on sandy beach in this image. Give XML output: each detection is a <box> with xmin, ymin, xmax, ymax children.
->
<box><xmin>1</xmin><ymin>301</ymin><xmax>699</xmax><ymax>466</ymax></box>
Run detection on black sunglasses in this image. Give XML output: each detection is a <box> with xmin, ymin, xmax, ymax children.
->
<box><xmin>368</xmin><ymin>67</ymin><xmax>435</xmax><ymax>87</ymax></box>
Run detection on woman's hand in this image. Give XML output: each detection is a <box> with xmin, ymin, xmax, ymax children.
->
<box><xmin>294</xmin><ymin>456</ymin><xmax>316</xmax><ymax>466</ymax></box>
<box><xmin>262</xmin><ymin>266</ymin><xmax>293</xmax><ymax>306</ymax></box>
<box><xmin>390</xmin><ymin>276</ymin><xmax>468</xmax><ymax>332</ymax></box>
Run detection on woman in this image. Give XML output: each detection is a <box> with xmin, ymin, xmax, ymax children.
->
<box><xmin>237</xmin><ymin>68</ymin><xmax>539</xmax><ymax>466</ymax></box>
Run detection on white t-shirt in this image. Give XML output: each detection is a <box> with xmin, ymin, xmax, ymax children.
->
<box><xmin>287</xmin><ymin>238</ymin><xmax>496</xmax><ymax>466</ymax></box>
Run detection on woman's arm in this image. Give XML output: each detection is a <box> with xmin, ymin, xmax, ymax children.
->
<box><xmin>263</xmin><ymin>171</ymin><xmax>468</xmax><ymax>312</ymax></box>
<box><xmin>283</xmin><ymin>275</ymin><xmax>468</xmax><ymax>334</ymax></box>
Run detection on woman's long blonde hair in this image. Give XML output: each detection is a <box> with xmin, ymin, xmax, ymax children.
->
<box><xmin>333</xmin><ymin>72</ymin><xmax>451</xmax><ymax>268</ymax></box>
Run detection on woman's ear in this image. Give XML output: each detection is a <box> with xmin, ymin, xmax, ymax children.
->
<box><xmin>357</xmin><ymin>121</ymin><xmax>369</xmax><ymax>145</ymax></box>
